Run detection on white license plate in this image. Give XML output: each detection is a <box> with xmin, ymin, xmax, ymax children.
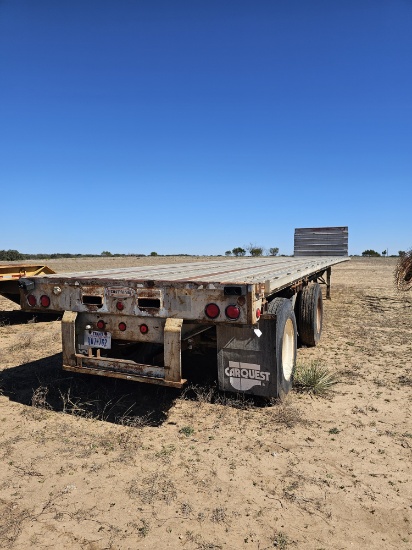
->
<box><xmin>84</xmin><ymin>331</ymin><xmax>112</xmax><ymax>349</ymax></box>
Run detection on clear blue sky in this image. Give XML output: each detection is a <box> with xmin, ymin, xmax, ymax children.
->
<box><xmin>1</xmin><ymin>0</ymin><xmax>411</xmax><ymax>256</ymax></box>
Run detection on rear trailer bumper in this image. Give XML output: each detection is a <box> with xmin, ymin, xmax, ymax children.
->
<box><xmin>62</xmin><ymin>311</ymin><xmax>187</xmax><ymax>389</ymax></box>
<box><xmin>61</xmin><ymin>309</ymin><xmax>288</xmax><ymax>398</ymax></box>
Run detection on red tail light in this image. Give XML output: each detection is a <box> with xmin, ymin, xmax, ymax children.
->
<box><xmin>27</xmin><ymin>295</ymin><xmax>36</xmax><ymax>307</ymax></box>
<box><xmin>119</xmin><ymin>322</ymin><xmax>126</xmax><ymax>331</ymax></box>
<box><xmin>116</xmin><ymin>301</ymin><xmax>124</xmax><ymax>311</ymax></box>
<box><xmin>140</xmin><ymin>324</ymin><xmax>148</xmax><ymax>334</ymax></box>
<box><xmin>256</xmin><ymin>308</ymin><xmax>261</xmax><ymax>319</ymax></box>
<box><xmin>97</xmin><ymin>320</ymin><xmax>105</xmax><ymax>330</ymax></box>
<box><xmin>40</xmin><ymin>295</ymin><xmax>50</xmax><ymax>308</ymax></box>
<box><xmin>225</xmin><ymin>305</ymin><xmax>240</xmax><ymax>320</ymax></box>
<box><xmin>205</xmin><ymin>303</ymin><xmax>220</xmax><ymax>319</ymax></box>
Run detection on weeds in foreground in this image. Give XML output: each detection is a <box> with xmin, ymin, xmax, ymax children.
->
<box><xmin>293</xmin><ymin>361</ymin><xmax>338</xmax><ymax>396</ymax></box>
<box><xmin>31</xmin><ymin>386</ymin><xmax>52</xmax><ymax>409</ymax></box>
<box><xmin>127</xmin><ymin>473</ymin><xmax>177</xmax><ymax>505</ymax></box>
<box><xmin>272</xmin><ymin>531</ymin><xmax>290</xmax><ymax>548</ymax></box>
<box><xmin>127</xmin><ymin>519</ymin><xmax>150</xmax><ymax>538</ymax></box>
<box><xmin>181</xmin><ymin>383</ymin><xmax>259</xmax><ymax>409</ymax></box>
<box><xmin>20</xmin><ymin>370</ymin><xmax>167</xmax><ymax>426</ymax></box>
<box><xmin>211</xmin><ymin>507</ymin><xmax>226</xmax><ymax>523</ymax></box>
<box><xmin>179</xmin><ymin>425</ymin><xmax>195</xmax><ymax>437</ymax></box>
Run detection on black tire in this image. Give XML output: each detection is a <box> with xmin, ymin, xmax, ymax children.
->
<box><xmin>296</xmin><ymin>283</ymin><xmax>323</xmax><ymax>347</ymax></box>
<box><xmin>267</xmin><ymin>297</ymin><xmax>297</xmax><ymax>397</ymax></box>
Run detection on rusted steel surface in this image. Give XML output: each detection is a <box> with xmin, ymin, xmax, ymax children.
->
<box><xmin>62</xmin><ymin>311</ymin><xmax>77</xmax><ymax>367</ymax></box>
<box><xmin>164</xmin><ymin>318</ymin><xmax>183</xmax><ymax>382</ymax></box>
<box><xmin>63</xmin><ymin>364</ymin><xmax>186</xmax><ymax>388</ymax></box>
<box><xmin>20</xmin><ymin>257</ymin><xmax>348</xmax><ymax>326</ymax></box>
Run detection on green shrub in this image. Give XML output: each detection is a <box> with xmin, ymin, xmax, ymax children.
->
<box><xmin>293</xmin><ymin>361</ymin><xmax>338</xmax><ymax>395</ymax></box>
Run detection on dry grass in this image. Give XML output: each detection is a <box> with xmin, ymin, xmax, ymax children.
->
<box><xmin>395</xmin><ymin>249</ymin><xmax>412</xmax><ymax>291</ymax></box>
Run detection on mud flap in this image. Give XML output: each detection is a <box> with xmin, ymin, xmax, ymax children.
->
<box><xmin>217</xmin><ymin>319</ymin><xmax>278</xmax><ymax>398</ymax></box>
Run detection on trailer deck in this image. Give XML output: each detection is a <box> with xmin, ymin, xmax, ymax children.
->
<box><xmin>33</xmin><ymin>256</ymin><xmax>347</xmax><ymax>292</ymax></box>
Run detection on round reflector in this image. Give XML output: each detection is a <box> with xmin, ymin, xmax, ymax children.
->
<box><xmin>118</xmin><ymin>322</ymin><xmax>127</xmax><ymax>332</ymax></box>
<box><xmin>256</xmin><ymin>308</ymin><xmax>261</xmax><ymax>319</ymax></box>
<box><xmin>140</xmin><ymin>324</ymin><xmax>148</xmax><ymax>334</ymax></box>
<box><xmin>225</xmin><ymin>305</ymin><xmax>240</xmax><ymax>320</ymax></box>
<box><xmin>97</xmin><ymin>320</ymin><xmax>105</xmax><ymax>330</ymax></box>
<box><xmin>27</xmin><ymin>295</ymin><xmax>36</xmax><ymax>307</ymax></box>
<box><xmin>205</xmin><ymin>303</ymin><xmax>220</xmax><ymax>319</ymax></box>
<box><xmin>40</xmin><ymin>295</ymin><xmax>50</xmax><ymax>308</ymax></box>
<box><xmin>116</xmin><ymin>301</ymin><xmax>124</xmax><ymax>311</ymax></box>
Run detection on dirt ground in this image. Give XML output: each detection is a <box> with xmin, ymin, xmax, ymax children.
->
<box><xmin>0</xmin><ymin>257</ymin><xmax>411</xmax><ymax>550</ymax></box>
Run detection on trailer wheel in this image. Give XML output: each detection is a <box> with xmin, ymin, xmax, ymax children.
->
<box><xmin>296</xmin><ymin>283</ymin><xmax>323</xmax><ymax>347</ymax></box>
<box><xmin>267</xmin><ymin>297</ymin><xmax>297</xmax><ymax>397</ymax></box>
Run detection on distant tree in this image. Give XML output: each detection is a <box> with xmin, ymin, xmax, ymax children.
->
<box><xmin>268</xmin><ymin>247</ymin><xmax>279</xmax><ymax>256</ymax></box>
<box><xmin>382</xmin><ymin>250</ymin><xmax>387</xmax><ymax>257</ymax></box>
<box><xmin>150</xmin><ymin>251</ymin><xmax>158</xmax><ymax>256</ymax></box>
<box><xmin>362</xmin><ymin>249</ymin><xmax>380</xmax><ymax>257</ymax></box>
<box><xmin>0</xmin><ymin>249</ymin><xmax>24</xmax><ymax>261</ymax></box>
<box><xmin>248</xmin><ymin>245</ymin><xmax>264</xmax><ymax>257</ymax></box>
<box><xmin>101</xmin><ymin>251</ymin><xmax>112</xmax><ymax>257</ymax></box>
<box><xmin>232</xmin><ymin>247</ymin><xmax>246</xmax><ymax>257</ymax></box>
<box><xmin>399</xmin><ymin>250</ymin><xmax>406</xmax><ymax>257</ymax></box>
<box><xmin>225</xmin><ymin>250</ymin><xmax>232</xmax><ymax>256</ymax></box>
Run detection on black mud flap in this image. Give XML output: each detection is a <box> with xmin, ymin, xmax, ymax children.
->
<box><xmin>216</xmin><ymin>319</ymin><xmax>279</xmax><ymax>398</ymax></box>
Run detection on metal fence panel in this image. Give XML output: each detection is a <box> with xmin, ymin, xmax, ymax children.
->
<box><xmin>294</xmin><ymin>227</ymin><xmax>348</xmax><ymax>256</ymax></box>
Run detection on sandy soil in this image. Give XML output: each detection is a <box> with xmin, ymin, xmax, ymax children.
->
<box><xmin>0</xmin><ymin>257</ymin><xmax>411</xmax><ymax>549</ymax></box>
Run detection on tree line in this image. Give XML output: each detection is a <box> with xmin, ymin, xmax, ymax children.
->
<box><xmin>1</xmin><ymin>248</ymin><xmax>406</xmax><ymax>262</ymax></box>
<box><xmin>0</xmin><ymin>250</ymin><xmax>147</xmax><ymax>261</ymax></box>
<box><xmin>362</xmin><ymin>250</ymin><xmax>404</xmax><ymax>257</ymax></box>
<box><xmin>225</xmin><ymin>245</ymin><xmax>280</xmax><ymax>257</ymax></box>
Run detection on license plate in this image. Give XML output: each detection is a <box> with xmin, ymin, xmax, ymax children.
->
<box><xmin>84</xmin><ymin>331</ymin><xmax>111</xmax><ymax>349</ymax></box>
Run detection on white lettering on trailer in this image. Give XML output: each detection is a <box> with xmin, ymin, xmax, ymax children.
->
<box><xmin>224</xmin><ymin>361</ymin><xmax>270</xmax><ymax>391</ymax></box>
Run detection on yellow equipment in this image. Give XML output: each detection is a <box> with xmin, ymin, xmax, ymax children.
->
<box><xmin>0</xmin><ymin>264</ymin><xmax>55</xmax><ymax>305</ymax></box>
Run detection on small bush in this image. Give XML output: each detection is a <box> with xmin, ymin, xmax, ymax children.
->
<box><xmin>293</xmin><ymin>361</ymin><xmax>338</xmax><ymax>395</ymax></box>
<box><xmin>232</xmin><ymin>247</ymin><xmax>246</xmax><ymax>256</ymax></box>
<box><xmin>272</xmin><ymin>531</ymin><xmax>290</xmax><ymax>548</ymax></box>
<box><xmin>179</xmin><ymin>425</ymin><xmax>195</xmax><ymax>437</ymax></box>
<box><xmin>362</xmin><ymin>249</ymin><xmax>380</xmax><ymax>257</ymax></box>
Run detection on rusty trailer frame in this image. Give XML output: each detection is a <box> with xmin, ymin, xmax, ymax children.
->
<box><xmin>18</xmin><ymin>255</ymin><xmax>348</xmax><ymax>397</ymax></box>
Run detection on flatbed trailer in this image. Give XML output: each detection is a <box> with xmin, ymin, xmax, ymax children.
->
<box><xmin>18</xmin><ymin>228</ymin><xmax>349</xmax><ymax>398</ymax></box>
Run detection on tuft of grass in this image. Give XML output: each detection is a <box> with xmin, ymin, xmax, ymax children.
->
<box><xmin>272</xmin><ymin>531</ymin><xmax>290</xmax><ymax>548</ymax></box>
<box><xmin>293</xmin><ymin>361</ymin><xmax>338</xmax><ymax>395</ymax></box>
<box><xmin>127</xmin><ymin>473</ymin><xmax>177</xmax><ymax>505</ymax></box>
<box><xmin>179</xmin><ymin>425</ymin><xmax>195</xmax><ymax>437</ymax></box>
<box><xmin>211</xmin><ymin>507</ymin><xmax>226</xmax><ymax>524</ymax></box>
<box><xmin>31</xmin><ymin>386</ymin><xmax>51</xmax><ymax>409</ymax></box>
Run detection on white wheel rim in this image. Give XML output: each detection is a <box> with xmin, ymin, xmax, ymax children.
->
<box><xmin>282</xmin><ymin>318</ymin><xmax>295</xmax><ymax>381</ymax></box>
<box><xmin>316</xmin><ymin>296</ymin><xmax>322</xmax><ymax>334</ymax></box>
